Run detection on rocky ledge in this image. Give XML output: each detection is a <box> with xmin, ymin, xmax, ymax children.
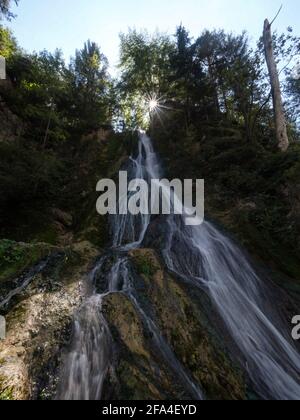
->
<box><xmin>101</xmin><ymin>248</ymin><xmax>246</xmax><ymax>400</ymax></box>
<box><xmin>0</xmin><ymin>240</ymin><xmax>98</xmax><ymax>400</ymax></box>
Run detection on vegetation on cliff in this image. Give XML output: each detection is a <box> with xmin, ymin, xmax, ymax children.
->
<box><xmin>0</xmin><ymin>0</ymin><xmax>300</xmax><ymax>401</ymax></box>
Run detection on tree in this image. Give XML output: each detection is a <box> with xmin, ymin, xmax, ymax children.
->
<box><xmin>0</xmin><ymin>0</ymin><xmax>18</xmax><ymax>21</ymax></box>
<box><xmin>3</xmin><ymin>49</ymin><xmax>70</xmax><ymax>145</ymax></box>
<box><xmin>118</xmin><ymin>30</ymin><xmax>175</xmax><ymax>127</ymax></box>
<box><xmin>119</xmin><ymin>29</ymin><xmax>174</xmax><ymax>97</ymax></box>
<box><xmin>220</xmin><ymin>33</ymin><xmax>266</xmax><ymax>141</ymax></box>
<box><xmin>194</xmin><ymin>30</ymin><xmax>225</xmax><ymax>117</ymax></box>
<box><xmin>287</xmin><ymin>67</ymin><xmax>300</xmax><ymax>125</ymax></box>
<box><xmin>0</xmin><ymin>25</ymin><xmax>17</xmax><ymax>58</ymax></box>
<box><xmin>69</xmin><ymin>40</ymin><xmax>110</xmax><ymax>132</ymax></box>
<box><xmin>170</xmin><ymin>25</ymin><xmax>205</xmax><ymax>123</ymax></box>
<box><xmin>263</xmin><ymin>19</ymin><xmax>289</xmax><ymax>152</ymax></box>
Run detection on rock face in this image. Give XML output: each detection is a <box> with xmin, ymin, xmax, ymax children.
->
<box><xmin>102</xmin><ymin>249</ymin><xmax>246</xmax><ymax>400</ymax></box>
<box><xmin>0</xmin><ymin>240</ymin><xmax>98</xmax><ymax>400</ymax></box>
<box><xmin>103</xmin><ymin>293</ymin><xmax>187</xmax><ymax>400</ymax></box>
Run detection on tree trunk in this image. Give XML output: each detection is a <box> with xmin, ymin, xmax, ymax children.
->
<box><xmin>42</xmin><ymin>112</ymin><xmax>52</xmax><ymax>149</ymax></box>
<box><xmin>207</xmin><ymin>56</ymin><xmax>220</xmax><ymax>117</ymax></box>
<box><xmin>263</xmin><ymin>19</ymin><xmax>289</xmax><ymax>152</ymax></box>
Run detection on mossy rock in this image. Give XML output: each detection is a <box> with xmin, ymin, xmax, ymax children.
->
<box><xmin>0</xmin><ymin>240</ymin><xmax>53</xmax><ymax>284</ymax></box>
<box><xmin>102</xmin><ymin>292</ymin><xmax>191</xmax><ymax>400</ymax></box>
<box><xmin>129</xmin><ymin>249</ymin><xmax>161</xmax><ymax>278</ymax></box>
<box><xmin>0</xmin><ymin>381</ymin><xmax>14</xmax><ymax>400</ymax></box>
<box><xmin>130</xmin><ymin>249</ymin><xmax>246</xmax><ymax>400</ymax></box>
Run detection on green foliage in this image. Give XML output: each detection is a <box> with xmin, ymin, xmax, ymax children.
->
<box><xmin>0</xmin><ymin>0</ymin><xmax>18</xmax><ymax>21</ymax></box>
<box><xmin>287</xmin><ymin>72</ymin><xmax>300</xmax><ymax>125</ymax></box>
<box><xmin>0</xmin><ymin>239</ymin><xmax>51</xmax><ymax>282</ymax></box>
<box><xmin>0</xmin><ymin>384</ymin><xmax>14</xmax><ymax>400</ymax></box>
<box><xmin>152</xmin><ymin>111</ymin><xmax>300</xmax><ymax>280</ymax></box>
<box><xmin>118</xmin><ymin>24</ymin><xmax>299</xmax><ymax>141</ymax></box>
<box><xmin>1</xmin><ymin>39</ymin><xmax>111</xmax><ymax>145</ymax></box>
<box><xmin>135</xmin><ymin>256</ymin><xmax>155</xmax><ymax>277</ymax></box>
<box><xmin>0</xmin><ymin>33</ymin><xmax>115</xmax><ymax>245</ymax></box>
<box><xmin>69</xmin><ymin>40</ymin><xmax>111</xmax><ymax>132</ymax></box>
<box><xmin>0</xmin><ymin>239</ymin><xmax>23</xmax><ymax>264</ymax></box>
<box><xmin>118</xmin><ymin>29</ymin><xmax>175</xmax><ymax>128</ymax></box>
<box><xmin>0</xmin><ymin>25</ymin><xmax>17</xmax><ymax>57</ymax></box>
<box><xmin>0</xmin><ymin>141</ymin><xmax>63</xmax><ymax>207</ymax></box>
<box><xmin>0</xmin><ymin>19</ymin><xmax>299</xmax><ymax>277</ymax></box>
<box><xmin>119</xmin><ymin>29</ymin><xmax>174</xmax><ymax>96</ymax></box>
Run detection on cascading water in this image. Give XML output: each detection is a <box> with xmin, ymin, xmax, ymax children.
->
<box><xmin>0</xmin><ymin>256</ymin><xmax>51</xmax><ymax>310</ymax></box>
<box><xmin>57</xmin><ymin>294</ymin><xmax>112</xmax><ymax>401</ymax></box>
<box><xmin>58</xmin><ymin>132</ymin><xmax>300</xmax><ymax>401</ymax></box>
<box><xmin>57</xmin><ymin>132</ymin><xmax>203</xmax><ymax>401</ymax></box>
<box><xmin>162</xmin><ymin>218</ymin><xmax>300</xmax><ymax>400</ymax></box>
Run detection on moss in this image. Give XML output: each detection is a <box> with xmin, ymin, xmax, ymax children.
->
<box><xmin>115</xmin><ymin>359</ymin><xmax>164</xmax><ymax>400</ymax></box>
<box><xmin>0</xmin><ymin>387</ymin><xmax>14</xmax><ymax>400</ymax></box>
<box><xmin>135</xmin><ymin>258</ymin><xmax>155</xmax><ymax>277</ymax></box>
<box><xmin>0</xmin><ymin>376</ymin><xmax>14</xmax><ymax>400</ymax></box>
<box><xmin>0</xmin><ymin>240</ymin><xmax>52</xmax><ymax>283</ymax></box>
<box><xmin>103</xmin><ymin>250</ymin><xmax>246</xmax><ymax>400</ymax></box>
<box><xmin>34</xmin><ymin>225</ymin><xmax>59</xmax><ymax>245</ymax></box>
<box><xmin>74</xmin><ymin>131</ymin><xmax>133</xmax><ymax>249</ymax></box>
<box><xmin>102</xmin><ymin>292</ymin><xmax>189</xmax><ymax>400</ymax></box>
<box><xmin>130</xmin><ymin>250</ymin><xmax>160</xmax><ymax>278</ymax></box>
<box><xmin>131</xmin><ymin>249</ymin><xmax>246</xmax><ymax>400</ymax></box>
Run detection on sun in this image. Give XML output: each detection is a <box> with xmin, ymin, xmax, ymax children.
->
<box><xmin>149</xmin><ymin>98</ymin><xmax>159</xmax><ymax>112</ymax></box>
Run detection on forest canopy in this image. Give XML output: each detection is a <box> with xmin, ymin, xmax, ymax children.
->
<box><xmin>1</xmin><ymin>14</ymin><xmax>299</xmax><ymax>137</ymax></box>
<box><xmin>0</xmin><ymin>13</ymin><xmax>300</xmax><ymax>240</ymax></box>
<box><xmin>117</xmin><ymin>25</ymin><xmax>300</xmax><ymax>137</ymax></box>
<box><xmin>0</xmin><ymin>0</ymin><xmax>18</xmax><ymax>21</ymax></box>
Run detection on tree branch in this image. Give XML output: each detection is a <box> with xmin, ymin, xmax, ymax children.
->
<box><xmin>270</xmin><ymin>5</ymin><xmax>283</xmax><ymax>27</ymax></box>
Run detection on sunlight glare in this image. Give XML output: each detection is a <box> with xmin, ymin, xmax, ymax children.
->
<box><xmin>149</xmin><ymin>99</ymin><xmax>159</xmax><ymax>112</ymax></box>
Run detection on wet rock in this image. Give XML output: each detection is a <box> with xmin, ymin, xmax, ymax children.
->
<box><xmin>0</xmin><ymin>241</ymin><xmax>99</xmax><ymax>400</ymax></box>
<box><xmin>142</xmin><ymin>215</ymin><xmax>169</xmax><ymax>249</ymax></box>
<box><xmin>51</xmin><ymin>209</ymin><xmax>73</xmax><ymax>228</ymax></box>
<box><xmin>127</xmin><ymin>248</ymin><xmax>247</xmax><ymax>400</ymax></box>
<box><xmin>102</xmin><ymin>293</ymin><xmax>191</xmax><ymax>400</ymax></box>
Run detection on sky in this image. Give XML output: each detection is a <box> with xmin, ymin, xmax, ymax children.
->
<box><xmin>6</xmin><ymin>0</ymin><xmax>300</xmax><ymax>74</ymax></box>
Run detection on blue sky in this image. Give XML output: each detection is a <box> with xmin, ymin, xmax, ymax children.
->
<box><xmin>7</xmin><ymin>0</ymin><xmax>300</xmax><ymax>73</ymax></box>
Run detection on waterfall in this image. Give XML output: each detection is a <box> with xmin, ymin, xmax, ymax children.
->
<box><xmin>57</xmin><ymin>132</ymin><xmax>203</xmax><ymax>401</ymax></box>
<box><xmin>163</xmin><ymin>218</ymin><xmax>300</xmax><ymax>400</ymax></box>
<box><xmin>57</xmin><ymin>294</ymin><xmax>112</xmax><ymax>401</ymax></box>
<box><xmin>58</xmin><ymin>132</ymin><xmax>300</xmax><ymax>401</ymax></box>
<box><xmin>0</xmin><ymin>256</ymin><xmax>51</xmax><ymax>310</ymax></box>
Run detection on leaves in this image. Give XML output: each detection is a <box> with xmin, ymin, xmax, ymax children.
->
<box><xmin>0</xmin><ymin>240</ymin><xmax>23</xmax><ymax>266</ymax></box>
<box><xmin>0</xmin><ymin>0</ymin><xmax>18</xmax><ymax>21</ymax></box>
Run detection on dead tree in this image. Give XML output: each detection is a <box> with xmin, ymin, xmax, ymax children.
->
<box><xmin>263</xmin><ymin>19</ymin><xmax>289</xmax><ymax>152</ymax></box>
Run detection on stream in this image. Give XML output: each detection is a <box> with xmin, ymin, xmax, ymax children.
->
<box><xmin>57</xmin><ymin>132</ymin><xmax>300</xmax><ymax>401</ymax></box>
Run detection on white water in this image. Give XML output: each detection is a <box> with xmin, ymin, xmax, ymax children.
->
<box><xmin>58</xmin><ymin>132</ymin><xmax>203</xmax><ymax>400</ymax></box>
<box><xmin>163</xmin><ymin>217</ymin><xmax>300</xmax><ymax>400</ymax></box>
<box><xmin>57</xmin><ymin>294</ymin><xmax>111</xmax><ymax>401</ymax></box>
<box><xmin>129</xmin><ymin>134</ymin><xmax>300</xmax><ymax>400</ymax></box>
<box><xmin>58</xmin><ymin>133</ymin><xmax>300</xmax><ymax>400</ymax></box>
<box><xmin>0</xmin><ymin>258</ymin><xmax>50</xmax><ymax>310</ymax></box>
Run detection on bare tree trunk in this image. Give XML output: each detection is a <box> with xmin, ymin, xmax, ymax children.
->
<box><xmin>42</xmin><ymin>112</ymin><xmax>52</xmax><ymax>149</ymax></box>
<box><xmin>263</xmin><ymin>19</ymin><xmax>289</xmax><ymax>152</ymax></box>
